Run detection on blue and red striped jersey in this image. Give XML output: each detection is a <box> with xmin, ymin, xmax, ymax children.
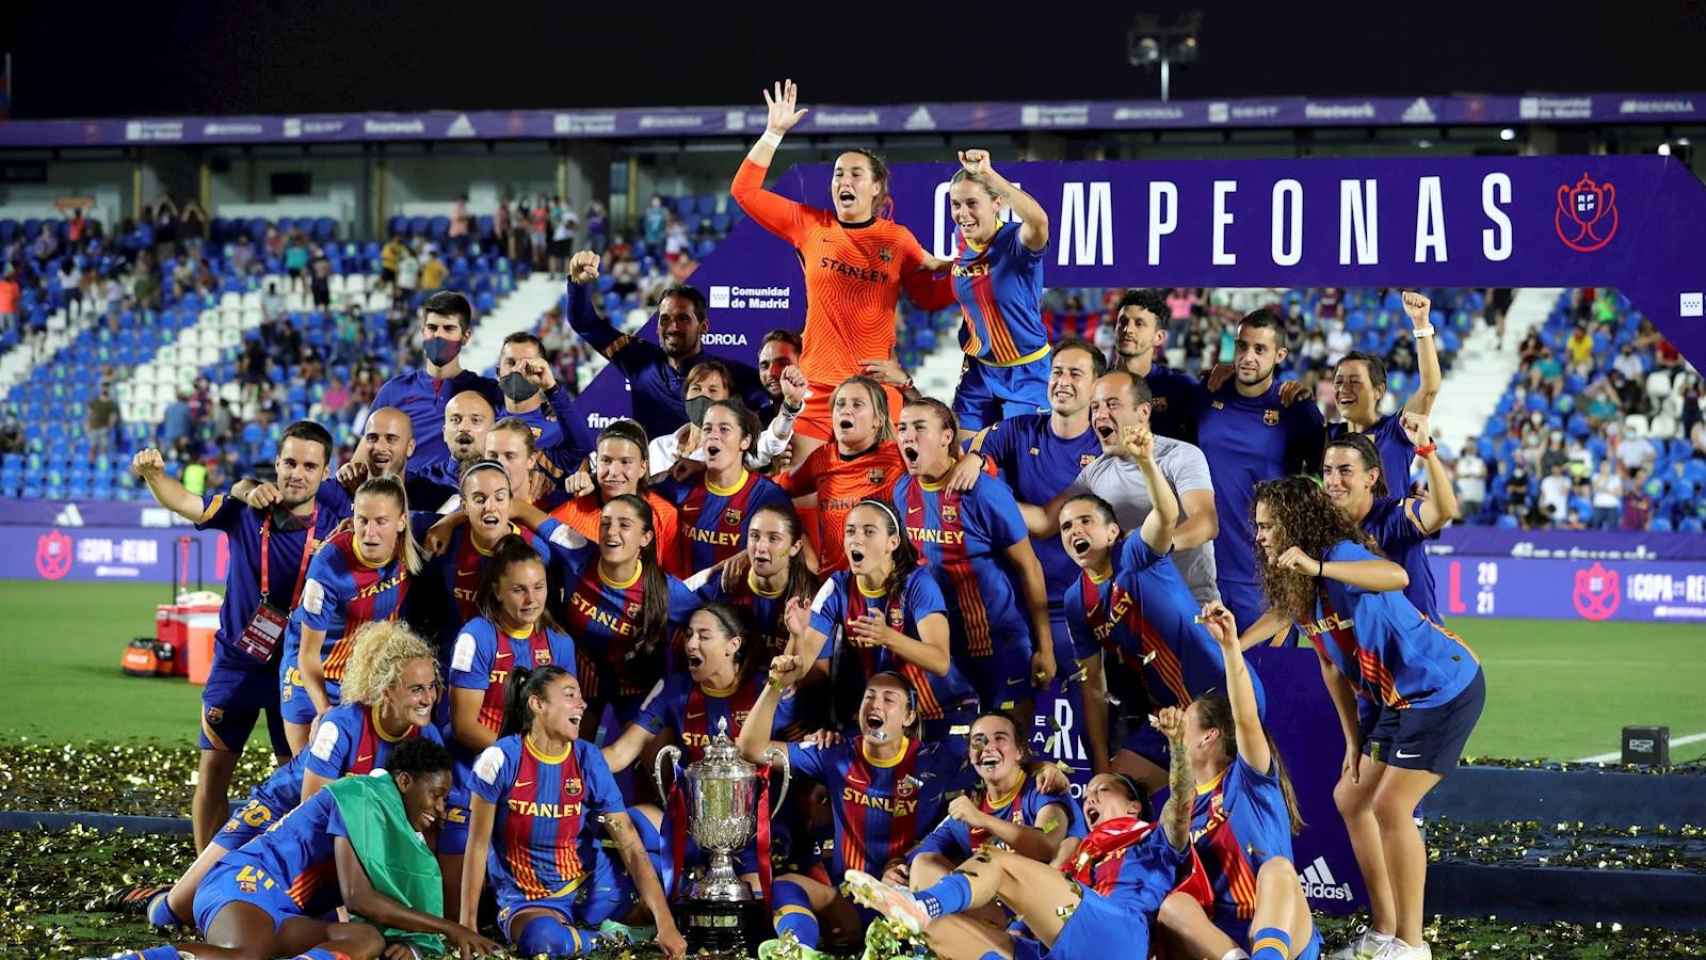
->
<box><xmin>636</xmin><ymin>670</ymin><xmax>798</xmax><ymax>763</ymax></box>
<box><xmin>785</xmin><ymin>736</ymin><xmax>963</xmax><ymax>883</ymax></box>
<box><xmin>536</xmin><ymin>518</ymin><xmax>698</xmax><ymax>700</ymax></box>
<box><xmin>1190</xmin><ymin>755</ymin><xmax>1296</xmax><ymax>925</ymax></box>
<box><xmin>911</xmin><ymin>771</ymin><xmax>1088</xmax><ymax>863</ymax></box>
<box><xmin>1300</xmin><ymin>539</ymin><xmax>1479</xmax><ymax>710</ymax></box>
<box><xmin>246</xmin><ymin>701</ymin><xmax>440</xmax><ymax>820</ymax></box>
<box><xmin>420</xmin><ymin>524</ymin><xmax>551</xmax><ymax>653</ymax></box>
<box><xmin>449</xmin><ymin>617</ymin><xmax>578</xmax><ymax>738</ymax></box>
<box><xmin>664</xmin><ymin>469</ymin><xmax>791</xmax><ymax>576</ymax></box>
<box><xmin>1065</xmin><ymin>534</ymin><xmax>1260</xmax><ymax>713</ymax></box>
<box><xmin>1068</xmin><ymin>818</ymin><xmax>1189</xmax><ymax>916</ymax></box>
<box><xmin>976</xmin><ymin>414</ymin><xmax>1101</xmax><ymax>612</ymax></box>
<box><xmin>289</xmin><ymin>529</ymin><xmax>414</xmax><ymax>683</ymax></box>
<box><xmin>952</xmin><ymin>221</ymin><xmax>1048</xmax><ymax>366</ymax></box>
<box><xmin>806</xmin><ymin>569</ymin><xmax>977</xmax><ymax>721</ymax></box>
<box><xmin>892</xmin><ymin>471</ymin><xmax>1032</xmax><ymax>660</ymax></box>
<box><xmin>470</xmin><ymin>735</ymin><xmax>625</xmax><ymax>906</ymax></box>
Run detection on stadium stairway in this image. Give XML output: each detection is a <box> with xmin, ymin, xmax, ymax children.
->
<box><xmin>1429</xmin><ymin>288</ymin><xmax>1560</xmax><ymax>456</ymax></box>
<box><xmin>0</xmin><ymin>304</ymin><xmax>94</xmax><ymax>399</ymax></box>
<box><xmin>114</xmin><ymin>290</ymin><xmax>264</xmax><ymax>426</ymax></box>
<box><xmin>463</xmin><ymin>273</ymin><xmax>566</xmax><ymax>377</ymax></box>
<box><xmin>911</xmin><ymin>311</ymin><xmax>970</xmax><ymax>401</ymax></box>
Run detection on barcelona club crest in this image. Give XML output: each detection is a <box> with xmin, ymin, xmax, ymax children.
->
<box><xmin>724</xmin><ymin>507</ymin><xmax>743</xmax><ymax>526</ymax></box>
<box><xmin>563</xmin><ymin>778</ymin><xmax>583</xmax><ymax>796</ymax></box>
<box><xmin>1555</xmin><ymin>173</ymin><xmax>1617</xmax><ymax>253</ymax></box>
<box><xmin>941</xmin><ymin>504</ymin><xmax>958</xmax><ymax>524</ymax></box>
<box><xmin>1263</xmin><ymin>409</ymin><xmax>1281</xmax><ymax>426</ymax></box>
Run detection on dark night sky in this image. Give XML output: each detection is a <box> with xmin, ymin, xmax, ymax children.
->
<box><xmin>7</xmin><ymin>1</ymin><xmax>1706</xmax><ymax>119</ymax></box>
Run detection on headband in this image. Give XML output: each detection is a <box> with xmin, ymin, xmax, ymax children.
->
<box><xmin>459</xmin><ymin>458</ymin><xmax>511</xmax><ymax>489</ymax></box>
<box><xmin>858</xmin><ymin>498</ymin><xmax>904</xmax><ymax>535</ymax></box>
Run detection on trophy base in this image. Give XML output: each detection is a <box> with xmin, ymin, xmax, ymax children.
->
<box><xmin>681</xmin><ymin>897</ymin><xmax>766</xmax><ymax>957</ymax></box>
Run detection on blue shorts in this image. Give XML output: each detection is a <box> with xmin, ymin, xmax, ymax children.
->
<box><xmin>1051</xmin><ymin>885</ymin><xmax>1148</xmax><ymax>960</ymax></box>
<box><xmin>1363</xmin><ymin>669</ymin><xmax>1485</xmax><ymax>776</ymax></box>
<box><xmin>952</xmin><ymin>354</ymin><xmax>1052</xmax><ymax>432</ymax></box>
<box><xmin>437</xmin><ymin>797</ymin><xmax>473</xmax><ymax>856</ymax></box>
<box><xmin>962</xmin><ymin>633</ymin><xmax>1034</xmax><ymax>714</ymax></box>
<box><xmin>193</xmin><ymin>856</ymin><xmax>308</xmax><ymax>935</ymax></box>
<box><xmin>216</xmin><ymin>795</ymin><xmax>287</xmax><ymax>851</ymax></box>
<box><xmin>279</xmin><ymin>667</ymin><xmax>342</xmax><ymax>725</ymax></box>
<box><xmin>199</xmin><ymin>647</ymin><xmax>289</xmax><ymax>757</ymax></box>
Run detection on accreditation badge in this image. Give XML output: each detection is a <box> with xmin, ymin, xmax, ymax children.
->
<box><xmin>235</xmin><ymin>602</ymin><xmax>290</xmax><ymax>663</ymax></box>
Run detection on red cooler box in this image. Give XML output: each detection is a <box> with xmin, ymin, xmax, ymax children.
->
<box><xmin>155</xmin><ymin>592</ymin><xmax>222</xmax><ymax>682</ymax></box>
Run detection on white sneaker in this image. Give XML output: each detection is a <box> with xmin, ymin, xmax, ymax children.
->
<box><xmin>842</xmin><ymin>869</ymin><xmax>932</xmax><ymax>936</ymax></box>
<box><xmin>1373</xmin><ymin>938</ymin><xmax>1431</xmax><ymax>960</ymax></box>
<box><xmin>1330</xmin><ymin>928</ymin><xmax>1391</xmax><ymax>960</ymax></box>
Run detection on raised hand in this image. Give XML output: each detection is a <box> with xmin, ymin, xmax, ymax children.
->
<box><xmin>1401</xmin><ymin>290</ymin><xmax>1432</xmax><ymax>328</ymax></box>
<box><xmin>1198</xmin><ymin>601</ymin><xmax>1238</xmax><ymax>649</ymax></box>
<box><xmin>131</xmin><ymin>448</ymin><xmax>165</xmax><ymax>479</ymax></box>
<box><xmin>763</xmin><ymin>79</ymin><xmax>809</xmax><ymax>135</ymax></box>
<box><xmin>521</xmin><ymin>356</ymin><xmax>557</xmax><ymax>392</ymax></box>
<box><xmin>243</xmin><ymin>481</ymin><xmax>283</xmax><ymax>510</ymax></box>
<box><xmin>568</xmin><ymin>250</ymin><xmax>600</xmax><ymax>285</ymax></box>
<box><xmin>957</xmin><ymin>149</ymin><xmax>994</xmax><ymax>179</ymax></box>
<box><xmin>779</xmin><ymin>364</ymin><xmax>810</xmax><ymax>409</ymax></box>
<box><xmin>1152</xmin><ymin>705</ymin><xmax>1187</xmax><ymax>746</ymax></box>
<box><xmin>1276</xmin><ymin>545</ymin><xmax>1320</xmax><ymax>576</ymax></box>
<box><xmin>1120</xmin><ymin>423</ymin><xmax>1154</xmax><ymax>464</ymax></box>
<box><xmin>847</xmin><ymin>611</ymin><xmax>891</xmax><ymax>648</ymax></box>
<box><xmin>944</xmin><ymin>452</ymin><xmax>986</xmax><ymax>493</ymax></box>
<box><xmin>858</xmin><ymin>356</ymin><xmax>911</xmax><ymax>388</ymax></box>
<box><xmin>783</xmin><ymin>595</ymin><xmax>812</xmax><ymax>639</ymax></box>
<box><xmin>336</xmin><ymin>458</ymin><xmax>369</xmax><ymax>489</ymax></box>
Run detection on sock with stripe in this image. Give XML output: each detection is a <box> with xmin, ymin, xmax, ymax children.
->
<box><xmin>125</xmin><ymin>947</ymin><xmax>184</xmax><ymax>960</ymax></box>
<box><xmin>288</xmin><ymin>949</ymin><xmax>352</xmax><ymax>960</ymax></box>
<box><xmin>145</xmin><ymin>892</ymin><xmax>184</xmax><ymax>930</ymax></box>
<box><xmin>1250</xmin><ymin>926</ymin><xmax>1292</xmax><ymax>960</ymax></box>
<box><xmin>771</xmin><ymin>878</ymin><xmax>821</xmax><ymax>949</ymax></box>
<box><xmin>913</xmin><ymin>873</ymin><xmax>972</xmax><ymax>920</ymax></box>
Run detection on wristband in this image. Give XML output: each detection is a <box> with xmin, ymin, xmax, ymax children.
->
<box><xmin>780</xmin><ymin>400</ymin><xmax>803</xmax><ymax>418</ymax></box>
<box><xmin>1414</xmin><ymin>442</ymin><xmax>1438</xmax><ymax>458</ymax></box>
<box><xmin>1412</xmin><ymin>325</ymin><xmax>1435</xmax><ymax>339</ymax></box>
<box><xmin>1317</xmin><ymin>558</ymin><xmax>1325</xmax><ymax>577</ymax></box>
<box><xmin>759</xmin><ymin>130</ymin><xmax>784</xmax><ymax>148</ymax></box>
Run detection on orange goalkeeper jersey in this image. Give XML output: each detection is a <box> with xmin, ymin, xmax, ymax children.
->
<box><xmin>547</xmin><ymin>489</ymin><xmax>686</xmax><ymax>578</ymax></box>
<box><xmin>778</xmin><ymin>440</ymin><xmax>906</xmax><ymax>574</ymax></box>
<box><xmin>732</xmin><ymin>158</ymin><xmax>954</xmax><ymax>386</ymax></box>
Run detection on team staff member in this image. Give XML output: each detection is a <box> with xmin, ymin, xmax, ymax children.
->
<box><xmin>551</xmin><ymin>419</ymin><xmax>686</xmax><ymax>577</ymax></box>
<box><xmin>844</xmin><ymin>711</ymin><xmax>1197</xmax><ymax>960</ymax></box>
<box><xmin>731</xmin><ymin>79</ymin><xmax>953</xmax><ymax>461</ymax></box>
<box><xmin>778</xmin><ymin>377</ymin><xmax>907</xmax><ymax>575</ymax></box>
<box><xmin>945</xmin><ymin>149</ymin><xmax>1052</xmax><ymax>438</ymax></box>
<box><xmin>738</xmin><ymin>666</ymin><xmax>967</xmax><ymax>960</ymax></box>
<box><xmin>893</xmin><ymin>397</ymin><xmax>1056</xmax><ymax>720</ymax></box>
<box><xmin>1196</xmin><ymin>310</ymin><xmax>1326</xmax><ymax>633</ymax></box>
<box><xmin>131</xmin><ymin>422</ymin><xmax>343</xmax><ymax>853</ymax></box>
<box><xmin>282</xmin><ymin>476</ymin><xmax>427</xmax><ymax>754</ymax></box>
<box><xmin>1254</xmin><ymin>476</ymin><xmax>1484</xmax><ymax>960</ymax></box>
<box><xmin>755</xmin><ymin>328</ymin><xmax>804</xmax><ymax>420</ymax></box>
<box><xmin>1110</xmin><ymin>288</ymin><xmax>1205</xmax><ymax>445</ymax></box>
<box><xmin>413</xmin><ymin>389</ymin><xmax>499</xmax><ymax>512</ymax></box>
<box><xmin>1328</xmin><ymin>291</ymin><xmax>1443</xmax><ymax>497</ymax></box>
<box><xmin>494</xmin><ymin>330</ymin><xmax>584</xmax><ymax>472</ymax></box>
<box><xmin>1159</xmin><ymin>603</ymin><xmax>1319</xmax><ymax>960</ymax></box>
<box><xmin>120</xmin><ymin>739</ymin><xmax>496</xmax><ymax>960</ymax></box>
<box><xmin>1024</xmin><ymin>372</ymin><xmax>1221</xmax><ymax>605</ymax></box>
<box><xmin>564</xmin><ymin>251</ymin><xmax>765</xmax><ymax>445</ymax></box>
<box><xmin>462</xmin><ymin>667</ymin><xmax>686</xmax><ymax>959</ymax></box>
<box><xmin>370</xmin><ymin>290</ymin><xmax>502</xmax><ymax>468</ymax></box>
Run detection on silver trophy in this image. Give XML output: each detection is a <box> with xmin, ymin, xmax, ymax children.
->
<box><xmin>654</xmin><ymin>717</ymin><xmax>792</xmax><ymax>904</ymax></box>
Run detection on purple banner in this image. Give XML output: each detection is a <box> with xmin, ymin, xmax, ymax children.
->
<box><xmin>2</xmin><ymin>93</ymin><xmax>1703</xmax><ymax>147</ymax></box>
<box><xmin>1427</xmin><ymin>555</ymin><xmax>1706</xmax><ymax>622</ymax></box>
<box><xmin>0</xmin><ymin>499</ymin><xmax>198</xmax><ymax>529</ymax></box>
<box><xmin>1432</xmin><ymin>526</ymin><xmax>1706</xmax><ymax>562</ymax></box>
<box><xmin>0</xmin><ymin>525</ymin><xmax>223</xmax><ymax>584</ymax></box>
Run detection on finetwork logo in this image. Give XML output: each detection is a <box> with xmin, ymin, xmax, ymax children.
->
<box><xmin>1401</xmin><ymin>98</ymin><xmax>1437</xmax><ymax>123</ymax></box>
<box><xmin>1300</xmin><ymin>857</ymin><xmax>1354</xmax><ymax>902</ymax></box>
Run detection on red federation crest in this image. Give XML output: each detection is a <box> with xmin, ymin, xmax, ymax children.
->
<box><xmin>1571</xmin><ymin>562</ymin><xmax>1621</xmax><ymax>621</ymax></box>
<box><xmin>1555</xmin><ymin>173</ymin><xmax>1618</xmax><ymax>253</ymax></box>
<box><xmin>35</xmin><ymin>530</ymin><xmax>73</xmax><ymax>580</ymax></box>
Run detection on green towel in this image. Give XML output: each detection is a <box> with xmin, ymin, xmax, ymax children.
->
<box><xmin>325</xmin><ymin>772</ymin><xmax>447</xmax><ymax>957</ymax></box>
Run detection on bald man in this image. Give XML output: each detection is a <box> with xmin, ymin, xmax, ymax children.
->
<box><xmin>1021</xmin><ymin>371</ymin><xmax>1221</xmax><ymax>606</ymax></box>
<box><xmin>410</xmin><ymin>390</ymin><xmax>497</xmax><ymax>511</ymax></box>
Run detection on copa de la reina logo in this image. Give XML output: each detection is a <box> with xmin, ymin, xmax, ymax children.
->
<box><xmin>1555</xmin><ymin>173</ymin><xmax>1618</xmax><ymax>253</ymax></box>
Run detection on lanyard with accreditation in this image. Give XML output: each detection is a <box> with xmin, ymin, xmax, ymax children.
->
<box><xmin>235</xmin><ymin>500</ymin><xmax>319</xmax><ymax>664</ymax></box>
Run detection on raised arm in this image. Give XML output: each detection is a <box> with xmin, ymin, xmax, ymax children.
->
<box><xmin>1275</xmin><ymin>545</ymin><xmax>1408</xmax><ymax>593</ymax></box>
<box><xmin>601</xmin><ymin>721</ymin><xmax>656</xmax><ymax>774</ymax></box>
<box><xmin>730</xmin><ymin>80</ymin><xmax>811</xmax><ymax>242</ymax></box>
<box><xmin>1200</xmin><ymin>602</ymin><xmax>1270</xmax><ymax>773</ymax></box>
<box><xmin>1153</xmin><ymin>708</ymin><xmax>1195</xmax><ymax>850</ymax></box>
<box><xmin>1411</xmin><ymin>421</ymin><xmax>1459</xmax><ymax>533</ymax></box>
<box><xmin>1122</xmin><ymin>425</ymin><xmax>1176</xmax><ymax>554</ymax></box>
<box><xmin>958</xmin><ymin>150</ymin><xmax>1048</xmax><ymax>251</ymax></box>
<box><xmin>131</xmin><ymin>449</ymin><xmax>210</xmax><ymax>522</ymax></box>
<box><xmin>1401</xmin><ymin>291</ymin><xmax>1442</xmax><ymax>418</ymax></box>
<box><xmin>735</xmin><ymin>656</ymin><xmax>799</xmax><ymax>762</ymax></box>
<box><xmin>564</xmin><ymin>252</ymin><xmax>624</xmax><ymax>356</ymax></box>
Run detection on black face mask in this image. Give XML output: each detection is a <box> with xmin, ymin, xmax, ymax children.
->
<box><xmin>499</xmin><ymin>372</ymin><xmax>539</xmax><ymax>403</ymax></box>
<box><xmin>683</xmin><ymin>395</ymin><xmax>713</xmax><ymax>427</ymax></box>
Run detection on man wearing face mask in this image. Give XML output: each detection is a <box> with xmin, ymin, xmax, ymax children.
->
<box><xmin>648</xmin><ymin>359</ymin><xmax>807</xmax><ymax>481</ymax></box>
<box><xmin>564</xmin><ymin>251</ymin><xmax>767</xmax><ymax>443</ymax></box>
<box><xmin>370</xmin><ymin>291</ymin><xmax>503</xmax><ymax>468</ymax></box>
<box><xmin>493</xmin><ymin>330</ymin><xmax>586</xmax><ymax>476</ymax></box>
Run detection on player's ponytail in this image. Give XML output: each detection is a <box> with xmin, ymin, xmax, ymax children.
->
<box><xmin>501</xmin><ymin>663</ymin><xmax>572</xmax><ymax>739</ymax></box>
<box><xmin>1194</xmin><ymin>689</ymin><xmax>1306</xmax><ymax>835</ymax></box>
<box><xmin>354</xmin><ymin>474</ymin><xmax>424</xmax><ymax>575</ymax></box>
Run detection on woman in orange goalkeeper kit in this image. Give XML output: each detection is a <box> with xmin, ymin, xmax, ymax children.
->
<box><xmin>731</xmin><ymin>79</ymin><xmax>954</xmax><ymax>464</ymax></box>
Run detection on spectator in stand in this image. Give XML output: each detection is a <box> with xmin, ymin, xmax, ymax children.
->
<box><xmin>1567</xmin><ymin>478</ymin><xmax>1594</xmax><ymax>530</ymax></box>
<box><xmin>609</xmin><ymin>255</ymin><xmax>640</xmax><ymax>298</ymax></box>
<box><xmin>230</xmin><ymin>234</ymin><xmax>255</xmax><ymax>276</ymax></box>
<box><xmin>548</xmin><ymin>196</ymin><xmax>578</xmax><ymax>278</ymax></box>
<box><xmin>1538</xmin><ymin>462</ymin><xmax>1571</xmax><ymax>523</ymax></box>
<box><xmin>283</xmin><ymin>229</ymin><xmax>310</xmax><ymax>294</ymax></box>
<box><xmin>449</xmin><ymin>196</ymin><xmax>471</xmax><ymax>240</ymax></box>
<box><xmin>66</xmin><ymin>207</ymin><xmax>87</xmax><ymax>246</ymax></box>
<box><xmin>643</xmin><ymin>195</ymin><xmax>668</xmax><ymax>246</ymax></box>
<box><xmin>161</xmin><ymin>389</ymin><xmax>194</xmax><ymax>448</ymax></box>
<box><xmin>1622</xmin><ymin>468</ymin><xmax>1654</xmax><ymax>530</ymax></box>
<box><xmin>262</xmin><ymin>223</ymin><xmax>284</xmax><ymax>260</ymax></box>
<box><xmin>1616</xmin><ymin>428</ymin><xmax>1657</xmax><ymax>476</ymax></box>
<box><xmin>396</xmin><ymin>243</ymin><xmax>421</xmax><ymax>305</ymax></box>
<box><xmin>1455</xmin><ymin>450</ymin><xmax>1487</xmax><ymax>522</ymax></box>
<box><xmin>370</xmin><ymin>291</ymin><xmax>503</xmax><ymax>469</ymax></box>
<box><xmin>86</xmin><ymin>384</ymin><xmax>120</xmax><ymax>463</ymax></box>
<box><xmin>380</xmin><ymin>234</ymin><xmax>407</xmax><ymax>291</ymax></box>
<box><xmin>419</xmin><ymin>247</ymin><xmax>448</xmax><ymax>293</ymax></box>
<box><xmin>528</xmin><ymin>197</ymin><xmax>549</xmax><ymax>268</ymax></box>
<box><xmin>317</xmin><ymin>374</ymin><xmax>352</xmax><ymax>423</ymax></box>
<box><xmin>180</xmin><ymin>200</ymin><xmax>207</xmax><ymax>256</ymax></box>
<box><xmin>309</xmin><ymin>245</ymin><xmax>332</xmax><ymax>310</ymax></box>
<box><xmin>585</xmin><ymin>201</ymin><xmax>608</xmax><ymax>254</ymax></box>
<box><xmin>663</xmin><ymin>216</ymin><xmax>690</xmax><ymax>264</ymax></box>
<box><xmin>1325</xmin><ymin>318</ymin><xmax>1353</xmax><ymax>368</ymax></box>
<box><xmin>0</xmin><ymin>267</ymin><xmax>18</xmax><ymax>334</ymax></box>
<box><xmin>494</xmin><ymin>199</ymin><xmax>512</xmax><ymax>260</ymax></box>
<box><xmin>1565</xmin><ymin>324</ymin><xmax>1594</xmax><ymax>375</ymax></box>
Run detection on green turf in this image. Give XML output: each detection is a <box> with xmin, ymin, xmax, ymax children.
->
<box><xmin>0</xmin><ymin>580</ymin><xmax>213</xmax><ymax>743</ymax></box>
<box><xmin>2</xmin><ymin>582</ymin><xmax>1704</xmax><ymax>763</ymax></box>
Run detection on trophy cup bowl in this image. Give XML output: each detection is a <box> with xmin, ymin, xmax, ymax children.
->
<box><xmin>654</xmin><ymin>718</ymin><xmax>792</xmax><ymax>954</ymax></box>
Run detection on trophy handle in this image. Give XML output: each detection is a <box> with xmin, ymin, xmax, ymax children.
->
<box><xmin>654</xmin><ymin>744</ymin><xmax>682</xmax><ymax>801</ymax></box>
<box><xmin>762</xmin><ymin>745</ymin><xmax>791</xmax><ymax>812</ymax></box>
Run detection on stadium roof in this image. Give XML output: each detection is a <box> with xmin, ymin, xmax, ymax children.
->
<box><xmin>7</xmin><ymin>3</ymin><xmax>1706</xmax><ymax>121</ymax></box>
